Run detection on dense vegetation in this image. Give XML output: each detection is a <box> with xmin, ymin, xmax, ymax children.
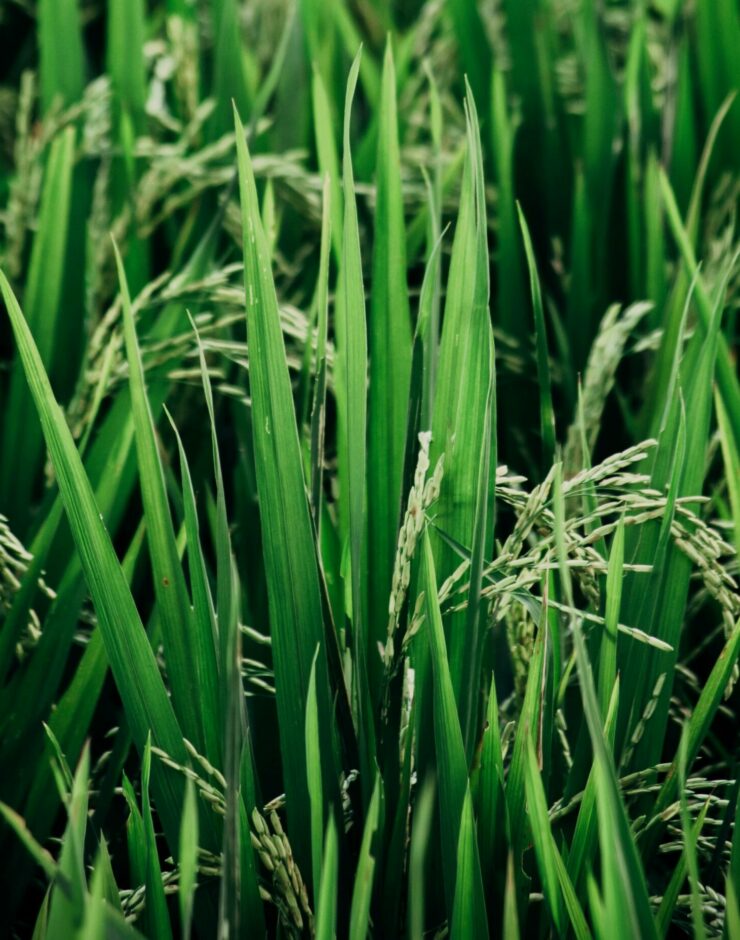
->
<box><xmin>0</xmin><ymin>0</ymin><xmax>739</xmax><ymax>937</ymax></box>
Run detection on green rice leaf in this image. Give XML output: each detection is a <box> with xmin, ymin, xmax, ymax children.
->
<box><xmin>106</xmin><ymin>0</ymin><xmax>146</xmax><ymax>124</ymax></box>
<box><xmin>0</xmin><ymin>269</ymin><xmax>190</xmax><ymax>856</ymax></box>
<box><xmin>349</xmin><ymin>773</ymin><xmax>382</xmax><ymax>940</ymax></box>
<box><xmin>407</xmin><ymin>778</ymin><xmax>435</xmax><ymax>940</ymax></box>
<box><xmin>518</xmin><ymin>203</ymin><xmax>556</xmax><ymax>470</ymax></box>
<box><xmin>306</xmin><ymin>648</ymin><xmax>324</xmax><ymax>901</ymax></box>
<box><xmin>314</xmin><ymin>815</ymin><xmax>339</xmax><ymax>940</ymax></box>
<box><xmin>38</xmin><ymin>0</ymin><xmax>85</xmax><ymax>111</ymax></box>
<box><xmin>1</xmin><ymin>127</ymin><xmax>76</xmax><ymax>523</ymax></box>
<box><xmin>179</xmin><ymin>779</ymin><xmax>198</xmax><ymax>940</ymax></box>
<box><xmin>114</xmin><ymin>242</ymin><xmax>207</xmax><ymax>755</ymax></box>
<box><xmin>141</xmin><ymin>737</ymin><xmax>174</xmax><ymax>940</ymax></box>
<box><xmin>450</xmin><ymin>785</ymin><xmax>489</xmax><ymax>938</ymax></box>
<box><xmin>234</xmin><ymin>105</ymin><xmax>330</xmax><ymax>870</ymax></box>
<box><xmin>430</xmin><ymin>81</ymin><xmax>494</xmax><ymax>713</ymax></box>
<box><xmin>420</xmin><ymin>530</ymin><xmax>487</xmax><ymax>932</ymax></box>
<box><xmin>367</xmin><ymin>40</ymin><xmax>412</xmax><ymax>685</ymax></box>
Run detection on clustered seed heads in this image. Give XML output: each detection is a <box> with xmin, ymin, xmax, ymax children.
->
<box><xmin>250</xmin><ymin>808</ymin><xmax>313</xmax><ymax>935</ymax></box>
<box><xmin>384</xmin><ymin>431</ymin><xmax>444</xmax><ymax>666</ymax></box>
<box><xmin>563</xmin><ymin>301</ymin><xmax>653</xmax><ymax>477</ymax></box>
<box><xmin>0</xmin><ymin>513</ymin><xmax>55</xmax><ymax>658</ymax></box>
<box><xmin>151</xmin><ymin>741</ymin><xmax>227</xmax><ymax>815</ymax></box>
<box><xmin>151</xmin><ymin>742</ymin><xmax>313</xmax><ymax>934</ymax></box>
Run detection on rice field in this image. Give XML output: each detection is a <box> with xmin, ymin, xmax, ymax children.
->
<box><xmin>0</xmin><ymin>1</ymin><xmax>739</xmax><ymax>937</ymax></box>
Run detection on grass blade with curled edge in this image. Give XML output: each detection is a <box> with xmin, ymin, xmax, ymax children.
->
<box><xmin>0</xmin><ymin>268</ymin><xmax>190</xmax><ymax>862</ymax></box>
<box><xmin>114</xmin><ymin>242</ymin><xmax>206</xmax><ymax>756</ymax></box>
<box><xmin>234</xmin><ymin>104</ymin><xmax>331</xmax><ymax>872</ymax></box>
<box><xmin>368</xmin><ymin>40</ymin><xmax>412</xmax><ymax>691</ymax></box>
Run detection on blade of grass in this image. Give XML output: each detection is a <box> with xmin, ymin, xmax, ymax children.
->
<box><xmin>309</xmin><ymin>176</ymin><xmax>332</xmax><ymax>527</ymax></box>
<box><xmin>179</xmin><ymin>779</ymin><xmax>198</xmax><ymax>940</ymax></box>
<box><xmin>114</xmin><ymin>242</ymin><xmax>207</xmax><ymax>755</ymax></box>
<box><xmin>1</xmin><ymin>127</ymin><xmax>75</xmax><ymax>525</ymax></box>
<box><xmin>349</xmin><ymin>773</ymin><xmax>382</xmax><ymax>940</ymax></box>
<box><xmin>305</xmin><ymin>648</ymin><xmax>324</xmax><ymax>903</ymax></box>
<box><xmin>166</xmin><ymin>410</ymin><xmax>222</xmax><ymax>766</ymax></box>
<box><xmin>420</xmin><ymin>529</ymin><xmax>488</xmax><ymax>933</ymax></box>
<box><xmin>38</xmin><ymin>0</ymin><xmax>85</xmax><ymax>111</ymax></box>
<box><xmin>314</xmin><ymin>815</ymin><xmax>339</xmax><ymax>940</ymax></box>
<box><xmin>450</xmin><ymin>786</ymin><xmax>489</xmax><ymax>938</ymax></box>
<box><xmin>234</xmin><ymin>105</ymin><xmax>332</xmax><ymax>871</ymax></box>
<box><xmin>1</xmin><ymin>268</ymin><xmax>193</xmax><ymax>861</ymax></box>
<box><xmin>407</xmin><ymin>778</ymin><xmax>435</xmax><ymax>940</ymax></box>
<box><xmin>524</xmin><ymin>737</ymin><xmax>591</xmax><ymax>939</ymax></box>
<box><xmin>476</xmin><ymin>673</ymin><xmax>507</xmax><ymax>909</ymax></box>
<box><xmin>518</xmin><ymin>203</ymin><xmax>556</xmax><ymax>471</ymax></box>
<box><xmin>598</xmin><ymin>518</ymin><xmax>624</xmax><ymax>721</ymax></box>
<box><xmin>659</xmin><ymin>170</ymin><xmax>740</xmax><ymax>452</ymax></box>
<box><xmin>338</xmin><ymin>50</ymin><xmax>376</xmax><ymax>794</ymax></box>
<box><xmin>430</xmin><ymin>82</ymin><xmax>495</xmax><ymax>716</ymax></box>
<box><xmin>367</xmin><ymin>40</ymin><xmax>412</xmax><ymax>693</ymax></box>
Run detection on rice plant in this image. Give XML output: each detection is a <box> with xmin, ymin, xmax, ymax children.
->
<box><xmin>0</xmin><ymin>1</ymin><xmax>738</xmax><ymax>938</ymax></box>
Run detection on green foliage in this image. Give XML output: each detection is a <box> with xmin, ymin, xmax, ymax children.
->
<box><xmin>0</xmin><ymin>3</ymin><xmax>738</xmax><ymax>938</ymax></box>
